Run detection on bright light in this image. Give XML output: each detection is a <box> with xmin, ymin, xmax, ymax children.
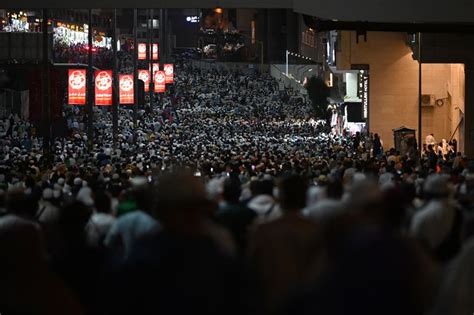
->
<box><xmin>214</xmin><ymin>7</ymin><xmax>223</xmax><ymax>14</ymax></box>
<box><xmin>185</xmin><ymin>16</ymin><xmax>199</xmax><ymax>23</ymax></box>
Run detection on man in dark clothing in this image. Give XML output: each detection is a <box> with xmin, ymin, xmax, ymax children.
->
<box><xmin>215</xmin><ymin>176</ymin><xmax>257</xmax><ymax>256</ymax></box>
<box><xmin>372</xmin><ymin>133</ymin><xmax>382</xmax><ymax>158</ymax></box>
<box><xmin>427</xmin><ymin>145</ymin><xmax>438</xmax><ymax>171</ymax></box>
<box><xmin>248</xmin><ymin>174</ymin><xmax>325</xmax><ymax>315</ymax></box>
<box><xmin>353</xmin><ymin>132</ymin><xmax>361</xmax><ymax>152</ymax></box>
<box><xmin>101</xmin><ymin>172</ymin><xmax>256</xmax><ymax>315</ymax></box>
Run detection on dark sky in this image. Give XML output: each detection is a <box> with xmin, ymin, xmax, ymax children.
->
<box><xmin>2</xmin><ymin>0</ymin><xmax>474</xmax><ymax>23</ymax></box>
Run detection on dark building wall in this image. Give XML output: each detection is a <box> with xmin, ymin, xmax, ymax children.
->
<box><xmin>255</xmin><ymin>9</ymin><xmax>298</xmax><ymax>63</ymax></box>
<box><xmin>169</xmin><ymin>8</ymin><xmax>200</xmax><ymax>48</ymax></box>
<box><xmin>285</xmin><ymin>10</ymin><xmax>298</xmax><ymax>53</ymax></box>
<box><xmin>266</xmin><ymin>9</ymin><xmax>286</xmax><ymax>62</ymax></box>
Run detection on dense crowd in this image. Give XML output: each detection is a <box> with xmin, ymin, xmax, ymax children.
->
<box><xmin>53</xmin><ymin>42</ymin><xmax>123</xmax><ymax>69</ymax></box>
<box><xmin>0</xmin><ymin>57</ymin><xmax>473</xmax><ymax>315</ymax></box>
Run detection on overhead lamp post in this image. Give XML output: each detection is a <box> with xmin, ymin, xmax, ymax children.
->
<box><xmin>41</xmin><ymin>8</ymin><xmax>51</xmax><ymax>160</ymax></box>
<box><xmin>112</xmin><ymin>8</ymin><xmax>118</xmax><ymax>149</ymax></box>
<box><xmin>418</xmin><ymin>32</ymin><xmax>423</xmax><ymax>154</ymax></box>
<box><xmin>86</xmin><ymin>9</ymin><xmax>94</xmax><ymax>152</ymax></box>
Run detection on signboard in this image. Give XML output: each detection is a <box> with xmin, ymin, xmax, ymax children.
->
<box><xmin>68</xmin><ymin>69</ymin><xmax>86</xmax><ymax>105</ymax></box>
<box><xmin>154</xmin><ymin>71</ymin><xmax>166</xmax><ymax>93</ymax></box>
<box><xmin>163</xmin><ymin>64</ymin><xmax>174</xmax><ymax>84</ymax></box>
<box><xmin>94</xmin><ymin>70</ymin><xmax>113</xmax><ymax>105</ymax></box>
<box><xmin>359</xmin><ymin>70</ymin><xmax>369</xmax><ymax>119</ymax></box>
<box><xmin>138</xmin><ymin>69</ymin><xmax>150</xmax><ymax>92</ymax></box>
<box><xmin>138</xmin><ymin>43</ymin><xmax>147</xmax><ymax>60</ymax></box>
<box><xmin>119</xmin><ymin>74</ymin><xmax>134</xmax><ymax>104</ymax></box>
<box><xmin>152</xmin><ymin>43</ymin><xmax>159</xmax><ymax>60</ymax></box>
<box><xmin>352</xmin><ymin>64</ymin><xmax>369</xmax><ymax>120</ymax></box>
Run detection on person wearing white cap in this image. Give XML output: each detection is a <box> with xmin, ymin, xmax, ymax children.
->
<box><xmin>76</xmin><ymin>187</ymin><xmax>94</xmax><ymax>207</ymax></box>
<box><xmin>71</xmin><ymin>178</ymin><xmax>83</xmax><ymax>196</ymax></box>
<box><xmin>36</xmin><ymin>187</ymin><xmax>62</xmax><ymax>252</ymax></box>
<box><xmin>410</xmin><ymin>174</ymin><xmax>462</xmax><ymax>261</ymax></box>
<box><xmin>86</xmin><ymin>191</ymin><xmax>116</xmax><ymax>249</ymax></box>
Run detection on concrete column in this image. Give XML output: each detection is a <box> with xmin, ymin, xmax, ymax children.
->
<box><xmin>464</xmin><ymin>63</ymin><xmax>474</xmax><ymax>157</ymax></box>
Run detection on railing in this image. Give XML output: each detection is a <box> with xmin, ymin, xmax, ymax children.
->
<box><xmin>270</xmin><ymin>64</ymin><xmax>309</xmax><ymax>98</ymax></box>
<box><xmin>449</xmin><ymin>108</ymin><xmax>464</xmax><ymax>143</ymax></box>
<box><xmin>189</xmin><ymin>59</ymin><xmax>268</xmax><ymax>74</ymax></box>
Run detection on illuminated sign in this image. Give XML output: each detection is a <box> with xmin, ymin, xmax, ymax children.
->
<box><xmin>119</xmin><ymin>74</ymin><xmax>134</xmax><ymax>104</ymax></box>
<box><xmin>186</xmin><ymin>16</ymin><xmax>200</xmax><ymax>23</ymax></box>
<box><xmin>138</xmin><ymin>43</ymin><xmax>147</xmax><ymax>60</ymax></box>
<box><xmin>352</xmin><ymin>64</ymin><xmax>370</xmax><ymax>120</ymax></box>
<box><xmin>152</xmin><ymin>43</ymin><xmax>159</xmax><ymax>60</ymax></box>
<box><xmin>163</xmin><ymin>64</ymin><xmax>174</xmax><ymax>84</ymax></box>
<box><xmin>359</xmin><ymin>70</ymin><xmax>369</xmax><ymax>119</ymax></box>
<box><xmin>68</xmin><ymin>69</ymin><xmax>86</xmax><ymax>105</ymax></box>
<box><xmin>138</xmin><ymin>43</ymin><xmax>159</xmax><ymax>60</ymax></box>
<box><xmin>138</xmin><ymin>69</ymin><xmax>150</xmax><ymax>92</ymax></box>
<box><xmin>149</xmin><ymin>63</ymin><xmax>160</xmax><ymax>74</ymax></box>
<box><xmin>154</xmin><ymin>71</ymin><xmax>166</xmax><ymax>93</ymax></box>
<box><xmin>95</xmin><ymin>70</ymin><xmax>113</xmax><ymax>105</ymax></box>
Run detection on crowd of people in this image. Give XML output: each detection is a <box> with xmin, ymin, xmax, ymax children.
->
<box><xmin>0</xmin><ymin>56</ymin><xmax>473</xmax><ymax>315</ymax></box>
<box><xmin>53</xmin><ymin>43</ymin><xmax>117</xmax><ymax>70</ymax></box>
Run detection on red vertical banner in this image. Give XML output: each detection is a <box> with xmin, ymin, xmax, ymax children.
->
<box><xmin>164</xmin><ymin>64</ymin><xmax>174</xmax><ymax>84</ymax></box>
<box><xmin>152</xmin><ymin>43</ymin><xmax>159</xmax><ymax>60</ymax></box>
<box><xmin>154</xmin><ymin>71</ymin><xmax>166</xmax><ymax>93</ymax></box>
<box><xmin>68</xmin><ymin>69</ymin><xmax>86</xmax><ymax>105</ymax></box>
<box><xmin>149</xmin><ymin>63</ymin><xmax>160</xmax><ymax>74</ymax></box>
<box><xmin>138</xmin><ymin>43</ymin><xmax>147</xmax><ymax>60</ymax></box>
<box><xmin>119</xmin><ymin>74</ymin><xmax>134</xmax><ymax>104</ymax></box>
<box><xmin>94</xmin><ymin>70</ymin><xmax>113</xmax><ymax>105</ymax></box>
<box><xmin>138</xmin><ymin>70</ymin><xmax>150</xmax><ymax>92</ymax></box>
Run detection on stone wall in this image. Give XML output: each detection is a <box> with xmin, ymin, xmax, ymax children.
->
<box><xmin>337</xmin><ymin>31</ymin><xmax>420</xmax><ymax>149</ymax></box>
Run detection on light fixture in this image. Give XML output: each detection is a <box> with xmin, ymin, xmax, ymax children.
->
<box><xmin>214</xmin><ymin>6</ymin><xmax>223</xmax><ymax>14</ymax></box>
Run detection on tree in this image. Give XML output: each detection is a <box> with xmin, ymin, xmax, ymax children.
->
<box><xmin>305</xmin><ymin>76</ymin><xmax>331</xmax><ymax>120</ymax></box>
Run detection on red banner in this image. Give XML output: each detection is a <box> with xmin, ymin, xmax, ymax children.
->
<box><xmin>68</xmin><ymin>69</ymin><xmax>86</xmax><ymax>105</ymax></box>
<box><xmin>95</xmin><ymin>70</ymin><xmax>113</xmax><ymax>105</ymax></box>
<box><xmin>138</xmin><ymin>43</ymin><xmax>147</xmax><ymax>60</ymax></box>
<box><xmin>164</xmin><ymin>64</ymin><xmax>174</xmax><ymax>84</ymax></box>
<box><xmin>138</xmin><ymin>70</ymin><xmax>150</xmax><ymax>92</ymax></box>
<box><xmin>149</xmin><ymin>63</ymin><xmax>160</xmax><ymax>74</ymax></box>
<box><xmin>119</xmin><ymin>74</ymin><xmax>134</xmax><ymax>104</ymax></box>
<box><xmin>154</xmin><ymin>71</ymin><xmax>166</xmax><ymax>93</ymax></box>
<box><xmin>152</xmin><ymin>43</ymin><xmax>159</xmax><ymax>60</ymax></box>
<box><xmin>138</xmin><ymin>43</ymin><xmax>158</xmax><ymax>60</ymax></box>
